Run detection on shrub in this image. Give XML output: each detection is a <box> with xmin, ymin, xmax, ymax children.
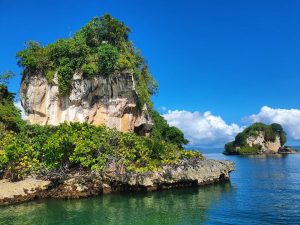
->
<box><xmin>0</xmin><ymin>84</ymin><xmax>24</xmax><ymax>132</ymax></box>
<box><xmin>0</xmin><ymin>122</ymin><xmax>201</xmax><ymax>179</ymax></box>
<box><xmin>150</xmin><ymin>110</ymin><xmax>188</xmax><ymax>148</ymax></box>
<box><xmin>82</xmin><ymin>62</ymin><xmax>98</xmax><ymax>79</ymax></box>
<box><xmin>0</xmin><ymin>130</ymin><xmax>11</xmax><ymax>170</ymax></box>
<box><xmin>238</xmin><ymin>146</ymin><xmax>261</xmax><ymax>155</ymax></box>
<box><xmin>57</xmin><ymin>63</ymin><xmax>74</xmax><ymax>95</ymax></box>
<box><xmin>97</xmin><ymin>44</ymin><xmax>119</xmax><ymax>76</ymax></box>
<box><xmin>98</xmin><ymin>14</ymin><xmax>130</xmax><ymax>47</ymax></box>
<box><xmin>46</xmin><ymin>70</ymin><xmax>55</xmax><ymax>82</ymax></box>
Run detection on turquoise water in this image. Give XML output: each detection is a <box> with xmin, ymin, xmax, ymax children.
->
<box><xmin>1</xmin><ymin>153</ymin><xmax>300</xmax><ymax>225</ymax></box>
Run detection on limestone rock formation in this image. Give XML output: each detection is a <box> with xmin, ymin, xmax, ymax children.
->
<box><xmin>245</xmin><ymin>131</ymin><xmax>281</xmax><ymax>153</ymax></box>
<box><xmin>20</xmin><ymin>71</ymin><xmax>153</xmax><ymax>134</ymax></box>
<box><xmin>224</xmin><ymin>123</ymin><xmax>287</xmax><ymax>155</ymax></box>
<box><xmin>0</xmin><ymin>158</ymin><xmax>234</xmax><ymax>205</ymax></box>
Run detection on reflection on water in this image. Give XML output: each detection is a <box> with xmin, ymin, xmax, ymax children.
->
<box><xmin>1</xmin><ymin>153</ymin><xmax>300</xmax><ymax>225</ymax></box>
<box><xmin>205</xmin><ymin>153</ymin><xmax>300</xmax><ymax>225</ymax></box>
<box><xmin>0</xmin><ymin>183</ymin><xmax>232</xmax><ymax>225</ymax></box>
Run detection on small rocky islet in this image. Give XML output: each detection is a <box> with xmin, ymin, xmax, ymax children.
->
<box><xmin>224</xmin><ymin>122</ymin><xmax>299</xmax><ymax>155</ymax></box>
<box><xmin>0</xmin><ymin>14</ymin><xmax>234</xmax><ymax>206</ymax></box>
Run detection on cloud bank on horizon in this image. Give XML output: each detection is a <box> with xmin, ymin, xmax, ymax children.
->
<box><xmin>163</xmin><ymin>106</ymin><xmax>300</xmax><ymax>147</ymax></box>
<box><xmin>249</xmin><ymin>106</ymin><xmax>300</xmax><ymax>141</ymax></box>
<box><xmin>162</xmin><ymin>110</ymin><xmax>243</xmax><ymax>147</ymax></box>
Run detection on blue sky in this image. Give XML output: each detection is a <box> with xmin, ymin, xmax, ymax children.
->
<box><xmin>1</xmin><ymin>0</ymin><xmax>300</xmax><ymax>146</ymax></box>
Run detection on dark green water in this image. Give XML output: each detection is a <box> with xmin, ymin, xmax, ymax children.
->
<box><xmin>1</xmin><ymin>153</ymin><xmax>300</xmax><ymax>225</ymax></box>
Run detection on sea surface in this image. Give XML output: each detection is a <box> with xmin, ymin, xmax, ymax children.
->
<box><xmin>1</xmin><ymin>151</ymin><xmax>300</xmax><ymax>225</ymax></box>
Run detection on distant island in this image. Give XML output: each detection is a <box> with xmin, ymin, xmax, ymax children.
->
<box><xmin>0</xmin><ymin>14</ymin><xmax>234</xmax><ymax>205</ymax></box>
<box><xmin>224</xmin><ymin>122</ymin><xmax>298</xmax><ymax>155</ymax></box>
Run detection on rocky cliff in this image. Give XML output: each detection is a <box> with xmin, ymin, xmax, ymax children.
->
<box><xmin>245</xmin><ymin>131</ymin><xmax>281</xmax><ymax>153</ymax></box>
<box><xmin>4</xmin><ymin>14</ymin><xmax>236</xmax><ymax>207</ymax></box>
<box><xmin>224</xmin><ymin>123</ymin><xmax>287</xmax><ymax>155</ymax></box>
<box><xmin>20</xmin><ymin>71</ymin><xmax>153</xmax><ymax>135</ymax></box>
<box><xmin>0</xmin><ymin>158</ymin><xmax>234</xmax><ymax>205</ymax></box>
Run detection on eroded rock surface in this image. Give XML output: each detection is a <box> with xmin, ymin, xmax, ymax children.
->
<box><xmin>0</xmin><ymin>158</ymin><xmax>234</xmax><ymax>206</ymax></box>
<box><xmin>0</xmin><ymin>178</ymin><xmax>50</xmax><ymax>205</ymax></box>
<box><xmin>246</xmin><ymin>131</ymin><xmax>281</xmax><ymax>153</ymax></box>
<box><xmin>20</xmin><ymin>71</ymin><xmax>152</xmax><ymax>134</ymax></box>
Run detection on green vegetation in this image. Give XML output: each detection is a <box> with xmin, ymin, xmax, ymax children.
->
<box><xmin>0</xmin><ymin>71</ymin><xmax>15</xmax><ymax>85</ymax></box>
<box><xmin>0</xmin><ymin>14</ymin><xmax>198</xmax><ymax>181</ymax></box>
<box><xmin>0</xmin><ymin>76</ymin><xmax>24</xmax><ymax>172</ymax></box>
<box><xmin>0</xmin><ymin>86</ymin><xmax>20</xmax><ymax>131</ymax></box>
<box><xmin>16</xmin><ymin>14</ymin><xmax>157</xmax><ymax>106</ymax></box>
<box><xmin>0</xmin><ymin>122</ymin><xmax>200</xmax><ymax>180</ymax></box>
<box><xmin>224</xmin><ymin>122</ymin><xmax>286</xmax><ymax>155</ymax></box>
<box><xmin>0</xmin><ymin>83</ymin><xmax>196</xmax><ymax>180</ymax></box>
<box><xmin>0</xmin><ymin>83</ymin><xmax>23</xmax><ymax>132</ymax></box>
<box><xmin>0</xmin><ymin>71</ymin><xmax>195</xmax><ymax>180</ymax></box>
<box><xmin>0</xmin><ymin>84</ymin><xmax>196</xmax><ymax>180</ymax></box>
<box><xmin>150</xmin><ymin>110</ymin><xmax>188</xmax><ymax>148</ymax></box>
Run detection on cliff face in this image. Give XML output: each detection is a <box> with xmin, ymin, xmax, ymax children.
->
<box><xmin>224</xmin><ymin>123</ymin><xmax>286</xmax><ymax>155</ymax></box>
<box><xmin>20</xmin><ymin>71</ymin><xmax>153</xmax><ymax>135</ymax></box>
<box><xmin>246</xmin><ymin>131</ymin><xmax>281</xmax><ymax>153</ymax></box>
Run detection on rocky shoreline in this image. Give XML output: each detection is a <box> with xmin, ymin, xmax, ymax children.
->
<box><xmin>278</xmin><ymin>146</ymin><xmax>300</xmax><ymax>154</ymax></box>
<box><xmin>224</xmin><ymin>146</ymin><xmax>300</xmax><ymax>155</ymax></box>
<box><xmin>0</xmin><ymin>158</ymin><xmax>234</xmax><ymax>206</ymax></box>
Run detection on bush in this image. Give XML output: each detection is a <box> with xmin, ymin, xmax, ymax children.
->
<box><xmin>97</xmin><ymin>44</ymin><xmax>119</xmax><ymax>76</ymax></box>
<box><xmin>0</xmin><ymin>85</ymin><xmax>24</xmax><ymax>132</ymax></box>
<box><xmin>57</xmin><ymin>63</ymin><xmax>74</xmax><ymax>95</ymax></box>
<box><xmin>46</xmin><ymin>70</ymin><xmax>55</xmax><ymax>82</ymax></box>
<box><xmin>82</xmin><ymin>62</ymin><xmax>98</xmax><ymax>79</ymax></box>
<box><xmin>0</xmin><ymin>131</ymin><xmax>11</xmax><ymax>170</ymax></box>
<box><xmin>238</xmin><ymin>145</ymin><xmax>261</xmax><ymax>155</ymax></box>
<box><xmin>0</xmin><ymin>122</ymin><xmax>201</xmax><ymax>179</ymax></box>
<box><xmin>150</xmin><ymin>110</ymin><xmax>188</xmax><ymax>148</ymax></box>
<box><xmin>98</xmin><ymin>14</ymin><xmax>130</xmax><ymax>47</ymax></box>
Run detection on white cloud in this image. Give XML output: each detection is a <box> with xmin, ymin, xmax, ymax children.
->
<box><xmin>162</xmin><ymin>110</ymin><xmax>243</xmax><ymax>147</ymax></box>
<box><xmin>14</xmin><ymin>101</ymin><xmax>27</xmax><ymax>120</ymax></box>
<box><xmin>249</xmin><ymin>106</ymin><xmax>300</xmax><ymax>141</ymax></box>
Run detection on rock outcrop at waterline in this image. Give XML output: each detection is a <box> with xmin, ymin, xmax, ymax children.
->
<box><xmin>224</xmin><ymin>122</ymin><xmax>287</xmax><ymax>155</ymax></box>
<box><xmin>245</xmin><ymin>131</ymin><xmax>281</xmax><ymax>153</ymax></box>
<box><xmin>0</xmin><ymin>158</ymin><xmax>234</xmax><ymax>206</ymax></box>
<box><xmin>20</xmin><ymin>71</ymin><xmax>153</xmax><ymax>135</ymax></box>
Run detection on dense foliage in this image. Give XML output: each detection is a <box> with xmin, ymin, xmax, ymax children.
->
<box><xmin>0</xmin><ymin>81</ymin><xmax>24</xmax><ymax>173</ymax></box>
<box><xmin>0</xmin><ymin>122</ymin><xmax>200</xmax><ymax>180</ymax></box>
<box><xmin>150</xmin><ymin>110</ymin><xmax>188</xmax><ymax>148</ymax></box>
<box><xmin>224</xmin><ymin>122</ymin><xmax>286</xmax><ymax>155</ymax></box>
<box><xmin>0</xmin><ymin>85</ymin><xmax>23</xmax><ymax>132</ymax></box>
<box><xmin>17</xmin><ymin>14</ymin><xmax>158</xmax><ymax>107</ymax></box>
<box><xmin>0</xmin><ymin>81</ymin><xmax>192</xmax><ymax>180</ymax></box>
<box><xmin>0</xmin><ymin>14</ymin><xmax>197</xmax><ymax>181</ymax></box>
